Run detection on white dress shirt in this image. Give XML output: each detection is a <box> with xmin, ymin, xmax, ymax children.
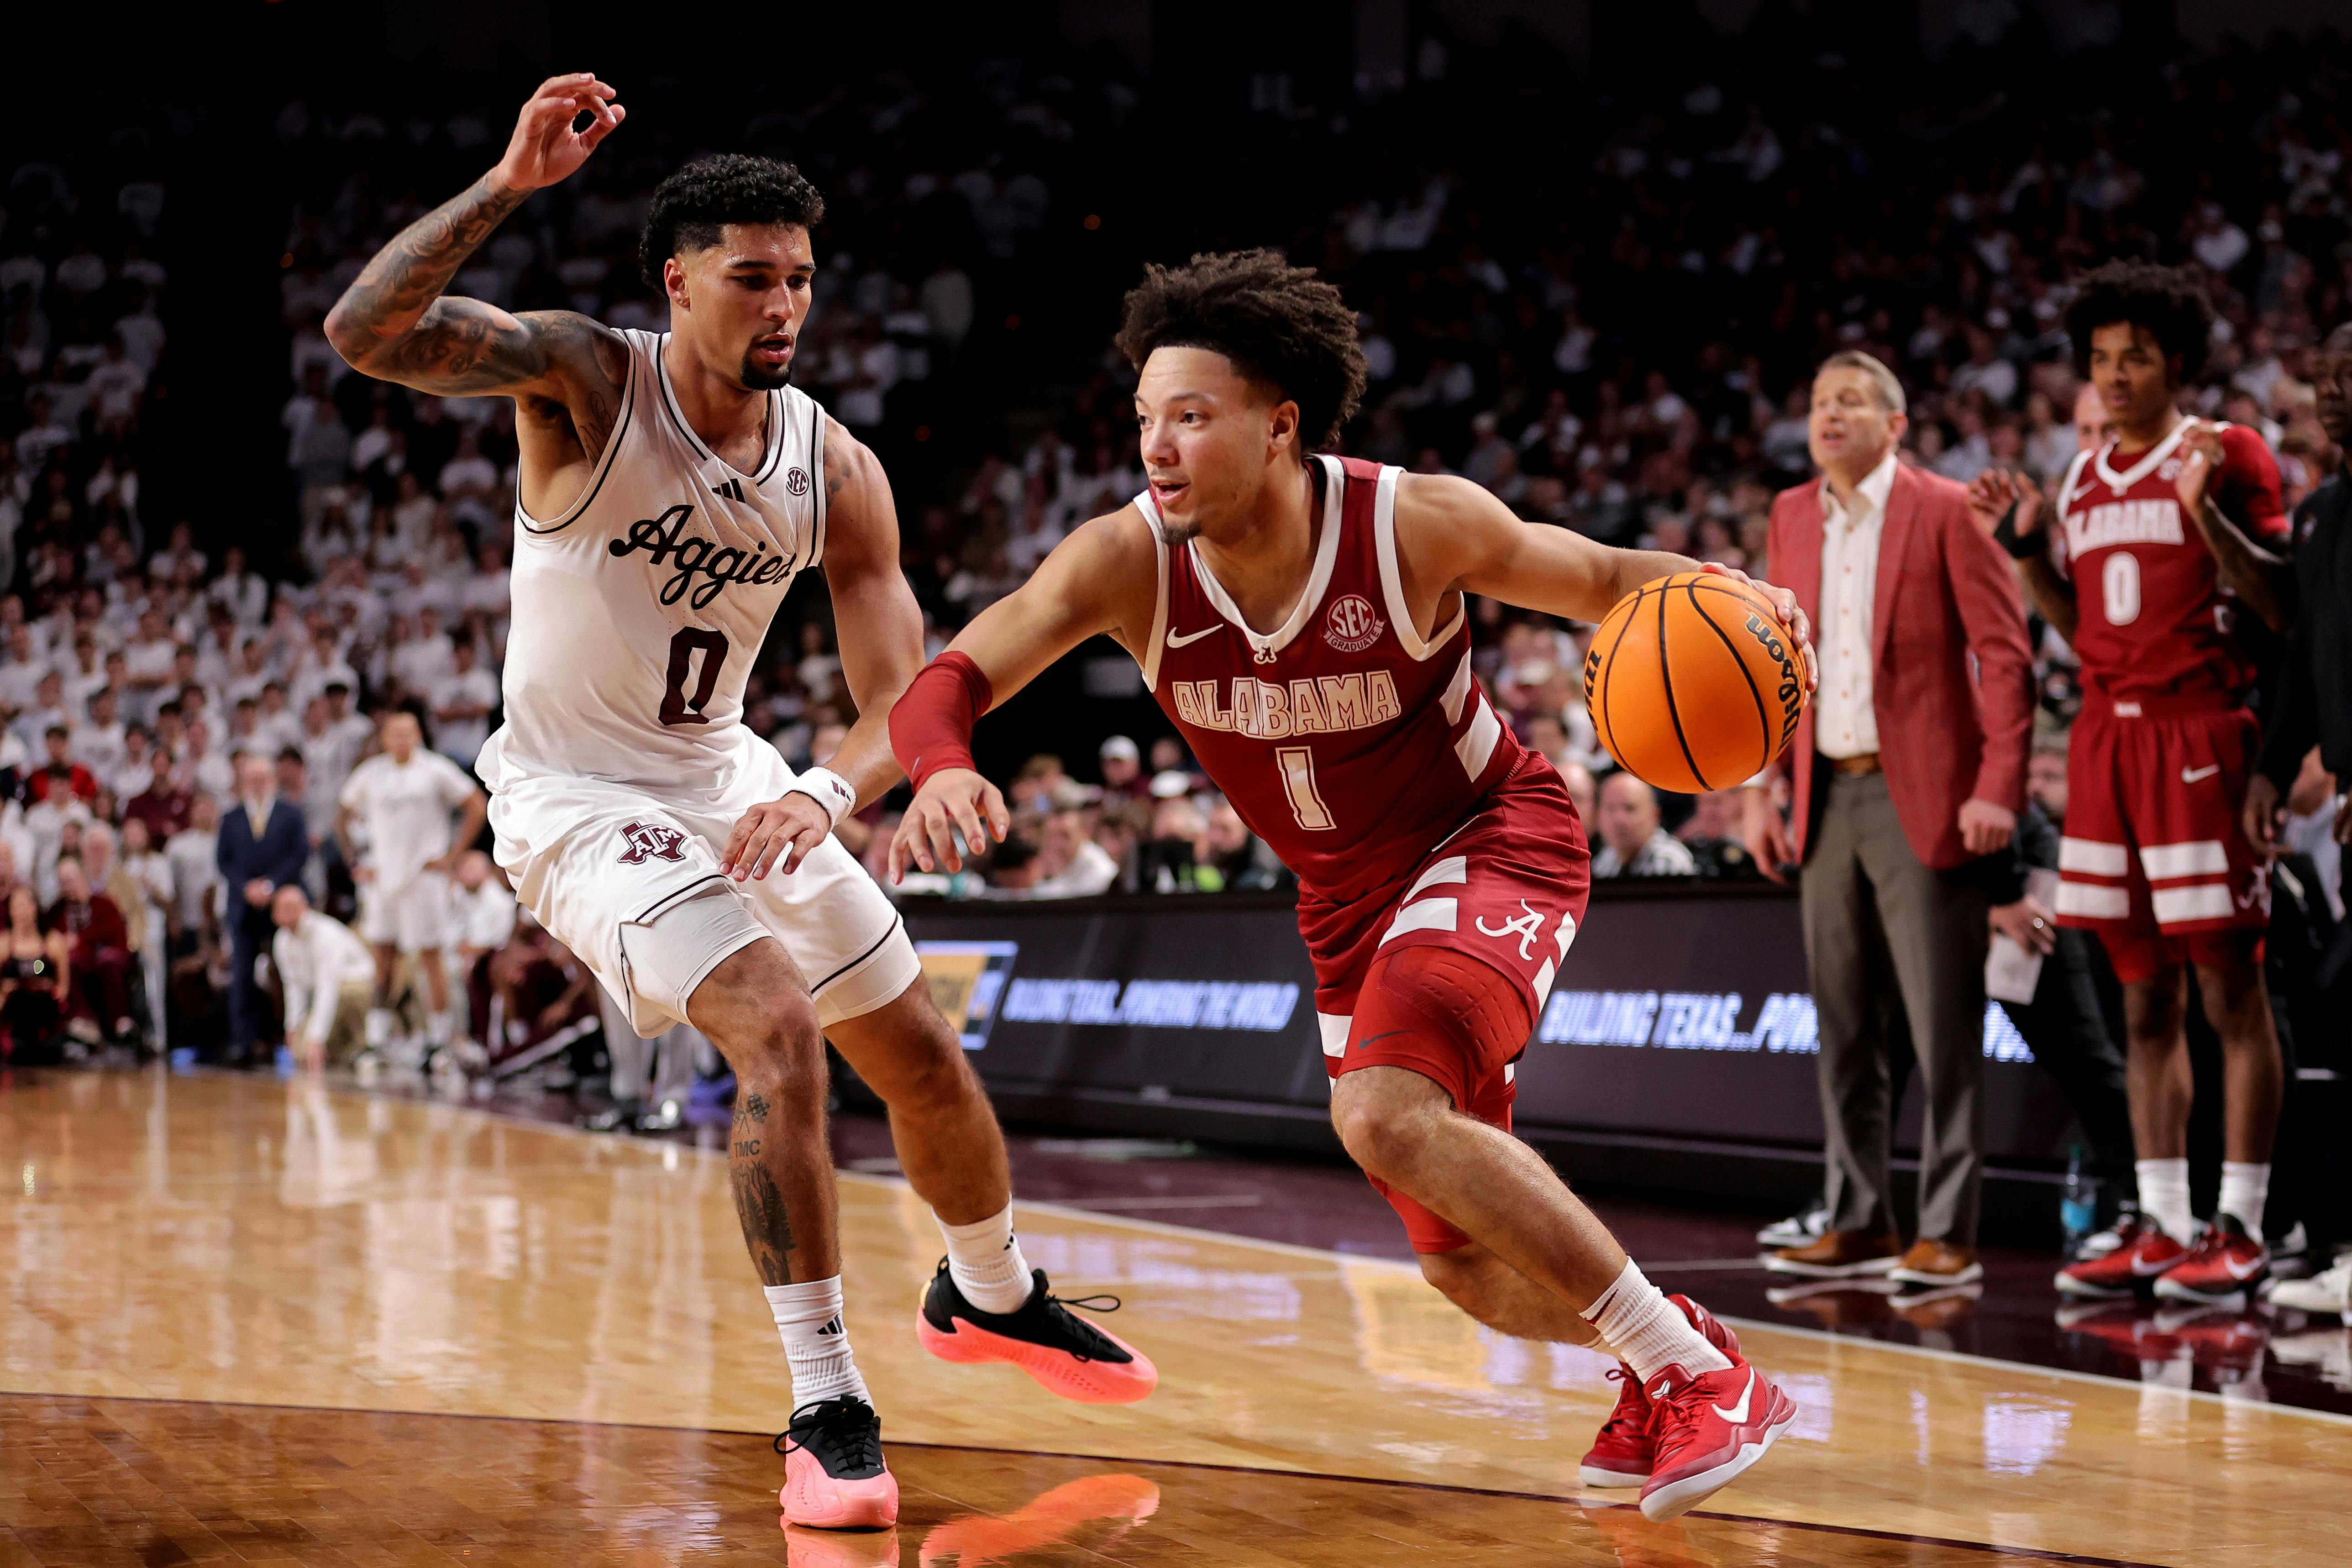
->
<box><xmin>1812</xmin><ymin>451</ymin><xmax>1898</xmax><ymax>760</ymax></box>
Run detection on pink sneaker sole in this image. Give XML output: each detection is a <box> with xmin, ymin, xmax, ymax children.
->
<box><xmin>781</xmin><ymin>1446</ymin><xmax>899</xmax><ymax>1529</ymax></box>
<box><xmin>916</xmin><ymin>1309</ymin><xmax>1159</xmax><ymax>1405</ymax></box>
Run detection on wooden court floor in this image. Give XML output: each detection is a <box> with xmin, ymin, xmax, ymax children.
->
<box><xmin>4</xmin><ymin>1070</ymin><xmax>2347</xmax><ymax>1566</ymax></box>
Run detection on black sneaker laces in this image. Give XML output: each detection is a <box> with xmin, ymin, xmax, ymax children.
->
<box><xmin>934</xmin><ymin>1258</ymin><xmax>1133</xmax><ymax>1363</ymax></box>
<box><xmin>777</xmin><ymin>1395</ymin><xmax>885</xmax><ymax>1479</ymax></box>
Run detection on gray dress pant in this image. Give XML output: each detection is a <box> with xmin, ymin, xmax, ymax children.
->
<box><xmin>1801</xmin><ymin>771</ymin><xmax>1990</xmax><ymax>1244</ymax></box>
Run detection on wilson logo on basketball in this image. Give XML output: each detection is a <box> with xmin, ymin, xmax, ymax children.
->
<box><xmin>785</xmin><ymin>467</ymin><xmax>811</xmax><ymax>496</ymax></box>
<box><xmin>617</xmin><ymin>821</ymin><xmax>689</xmax><ymax>864</ymax></box>
<box><xmin>1742</xmin><ymin>613</ymin><xmax>1806</xmax><ymax>748</ymax></box>
<box><xmin>1323</xmin><ymin>593</ymin><xmax>1385</xmax><ymax>652</ymax></box>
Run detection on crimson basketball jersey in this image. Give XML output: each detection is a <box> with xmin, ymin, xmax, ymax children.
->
<box><xmin>1136</xmin><ymin>455</ymin><xmax>1529</xmax><ymax>906</ymax></box>
<box><xmin>2053</xmin><ymin>420</ymin><xmax>2285</xmax><ymax>705</ymax></box>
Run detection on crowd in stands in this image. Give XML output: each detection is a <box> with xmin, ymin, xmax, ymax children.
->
<box><xmin>0</xmin><ymin>23</ymin><xmax>2346</xmax><ymax>1066</ymax></box>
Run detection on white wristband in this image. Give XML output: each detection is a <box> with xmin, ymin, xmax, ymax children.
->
<box><xmin>787</xmin><ymin>766</ymin><xmax>858</xmax><ymax>829</ymax></box>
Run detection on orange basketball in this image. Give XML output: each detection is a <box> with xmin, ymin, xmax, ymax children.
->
<box><xmin>1582</xmin><ymin>571</ymin><xmax>1808</xmax><ymax>794</ymax></box>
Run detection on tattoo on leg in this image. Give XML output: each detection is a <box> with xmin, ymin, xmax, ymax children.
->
<box><xmin>730</xmin><ymin>1156</ymin><xmax>795</xmax><ymax>1285</ymax></box>
<box><xmin>739</xmin><ymin>1091</ymin><xmax>772</xmax><ymax>1124</ymax></box>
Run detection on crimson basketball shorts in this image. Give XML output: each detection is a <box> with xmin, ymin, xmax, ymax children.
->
<box><xmin>2056</xmin><ymin>699</ymin><xmax>2268</xmax><ymax>983</ymax></box>
<box><xmin>1297</xmin><ymin>756</ymin><xmax>1591</xmax><ymax>1251</ymax></box>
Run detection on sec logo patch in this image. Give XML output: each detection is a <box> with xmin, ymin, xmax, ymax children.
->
<box><xmin>1323</xmin><ymin>593</ymin><xmax>1385</xmax><ymax>653</ymax></box>
<box><xmin>785</xmin><ymin>467</ymin><xmax>812</xmax><ymax>496</ymax></box>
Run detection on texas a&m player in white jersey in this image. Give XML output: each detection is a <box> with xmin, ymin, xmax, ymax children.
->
<box><xmin>325</xmin><ymin>73</ymin><xmax>1153</xmax><ymax>1530</ymax></box>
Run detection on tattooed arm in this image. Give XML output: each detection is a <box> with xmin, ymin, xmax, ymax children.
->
<box><xmin>324</xmin><ymin>73</ymin><xmax>629</xmax><ymax>438</ymax></box>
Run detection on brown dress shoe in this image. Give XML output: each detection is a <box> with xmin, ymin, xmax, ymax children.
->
<box><xmin>1764</xmin><ymin>1228</ymin><xmax>1902</xmax><ymax>1277</ymax></box>
<box><xmin>1888</xmin><ymin>1238</ymin><xmax>1984</xmax><ymax>1287</ymax></box>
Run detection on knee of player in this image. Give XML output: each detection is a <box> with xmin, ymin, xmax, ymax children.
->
<box><xmin>1329</xmin><ymin>1086</ymin><xmax>1434</xmax><ymax>1179</ymax></box>
<box><xmin>722</xmin><ymin>1008</ymin><xmax>825</xmax><ymax>1093</ymax></box>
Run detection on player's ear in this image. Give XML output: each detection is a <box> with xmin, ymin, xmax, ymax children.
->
<box><xmin>1265</xmin><ymin>398</ymin><xmax>1299</xmax><ymax>460</ymax></box>
<box><xmin>662</xmin><ymin>255</ymin><xmax>691</xmax><ymax>312</ymax></box>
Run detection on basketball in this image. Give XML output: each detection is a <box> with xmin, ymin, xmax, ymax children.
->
<box><xmin>1583</xmin><ymin>571</ymin><xmax>1809</xmax><ymax>794</ymax></box>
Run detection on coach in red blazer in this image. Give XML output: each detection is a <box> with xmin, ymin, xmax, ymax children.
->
<box><xmin>1745</xmin><ymin>351</ymin><xmax>2035</xmax><ymax>1290</ymax></box>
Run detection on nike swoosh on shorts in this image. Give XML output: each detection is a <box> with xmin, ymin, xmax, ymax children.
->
<box><xmin>2181</xmin><ymin>765</ymin><xmax>2221</xmax><ymax>783</ymax></box>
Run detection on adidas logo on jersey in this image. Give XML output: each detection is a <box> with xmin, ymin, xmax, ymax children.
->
<box><xmin>1170</xmin><ymin>671</ymin><xmax>1403</xmax><ymax>739</ymax></box>
<box><xmin>607</xmin><ymin>503</ymin><xmax>798</xmax><ymax>608</ymax></box>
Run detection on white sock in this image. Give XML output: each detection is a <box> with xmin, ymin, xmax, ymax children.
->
<box><xmin>366</xmin><ymin>1008</ymin><xmax>393</xmax><ymax>1048</ymax></box>
<box><xmin>425</xmin><ymin>1010</ymin><xmax>452</xmax><ymax>1046</ymax></box>
<box><xmin>939</xmin><ymin>1204</ymin><xmax>1034</xmax><ymax>1314</ymax></box>
<box><xmin>763</xmin><ymin>1277</ymin><xmax>871</xmax><ymax>1411</ymax></box>
<box><xmin>1578</xmin><ymin>1261</ymin><xmax>1732</xmax><ymax>1383</ymax></box>
<box><xmin>2137</xmin><ymin>1157</ymin><xmax>2194</xmax><ymax>1244</ymax></box>
<box><xmin>2217</xmin><ymin>1162</ymin><xmax>2270</xmax><ymax>1243</ymax></box>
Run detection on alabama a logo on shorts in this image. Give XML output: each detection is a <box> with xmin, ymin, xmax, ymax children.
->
<box><xmin>1323</xmin><ymin>593</ymin><xmax>1385</xmax><ymax>653</ymax></box>
<box><xmin>617</xmin><ymin>821</ymin><xmax>689</xmax><ymax>864</ymax></box>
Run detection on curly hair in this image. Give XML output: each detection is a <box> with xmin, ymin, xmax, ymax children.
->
<box><xmin>2063</xmin><ymin>259</ymin><xmax>2215</xmax><ymax>382</ymax></box>
<box><xmin>1113</xmin><ymin>250</ymin><xmax>1367</xmax><ymax>450</ymax></box>
<box><xmin>639</xmin><ymin>154</ymin><xmax>825</xmax><ymax>288</ymax></box>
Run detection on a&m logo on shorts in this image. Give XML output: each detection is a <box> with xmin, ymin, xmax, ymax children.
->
<box><xmin>617</xmin><ymin>821</ymin><xmax>689</xmax><ymax>864</ymax></box>
<box><xmin>785</xmin><ymin>467</ymin><xmax>812</xmax><ymax>497</ymax></box>
<box><xmin>1323</xmin><ymin>593</ymin><xmax>1385</xmax><ymax>653</ymax></box>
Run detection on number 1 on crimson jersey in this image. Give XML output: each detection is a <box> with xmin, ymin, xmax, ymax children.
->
<box><xmin>1278</xmin><ymin>746</ymin><xmax>1337</xmax><ymax>831</ymax></box>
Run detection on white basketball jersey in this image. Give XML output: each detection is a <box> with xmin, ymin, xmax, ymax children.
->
<box><xmin>478</xmin><ymin>329</ymin><xmax>825</xmax><ymax>794</ymax></box>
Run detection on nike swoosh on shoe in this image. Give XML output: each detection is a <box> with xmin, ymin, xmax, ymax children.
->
<box><xmin>1710</xmin><ymin>1371</ymin><xmax>1755</xmax><ymax>1424</ymax></box>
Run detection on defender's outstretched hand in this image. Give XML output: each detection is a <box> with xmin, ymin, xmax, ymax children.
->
<box><xmin>493</xmin><ymin>73</ymin><xmax>625</xmax><ymax>195</ymax></box>
<box><xmin>890</xmin><ymin>769</ymin><xmax>1009</xmax><ymax>881</ymax></box>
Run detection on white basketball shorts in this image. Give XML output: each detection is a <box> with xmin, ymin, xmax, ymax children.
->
<box><xmin>358</xmin><ymin>870</ymin><xmax>457</xmax><ymax>954</ymax></box>
<box><xmin>486</xmin><ymin>740</ymin><xmax>917</xmax><ymax>1039</ymax></box>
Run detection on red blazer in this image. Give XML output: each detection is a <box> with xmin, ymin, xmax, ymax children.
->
<box><xmin>1767</xmin><ymin>460</ymin><xmax>2035</xmax><ymax>871</ymax></box>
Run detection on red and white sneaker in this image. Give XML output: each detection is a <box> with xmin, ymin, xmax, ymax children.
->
<box><xmin>1578</xmin><ymin>1295</ymin><xmax>1740</xmax><ymax>1488</ymax></box>
<box><xmin>2054</xmin><ymin>1218</ymin><xmax>2188</xmax><ymax>1298</ymax></box>
<box><xmin>1638</xmin><ymin>1361</ymin><xmax>1797</xmax><ymax>1521</ymax></box>
<box><xmin>777</xmin><ymin>1396</ymin><xmax>899</xmax><ymax>1529</ymax></box>
<box><xmin>2153</xmin><ymin>1215</ymin><xmax>2269</xmax><ymax>1306</ymax></box>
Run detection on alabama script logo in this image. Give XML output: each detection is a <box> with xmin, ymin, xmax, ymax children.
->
<box><xmin>1323</xmin><ymin>593</ymin><xmax>1385</xmax><ymax>653</ymax></box>
<box><xmin>617</xmin><ymin>821</ymin><xmax>689</xmax><ymax>864</ymax></box>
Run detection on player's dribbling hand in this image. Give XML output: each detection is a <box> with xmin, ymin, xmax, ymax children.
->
<box><xmin>889</xmin><ymin>769</ymin><xmax>1009</xmax><ymax>881</ymax></box>
<box><xmin>491</xmin><ymin>73</ymin><xmax>625</xmax><ymax>196</ymax></box>
<box><xmin>1965</xmin><ymin>467</ymin><xmax>2042</xmax><ymax>540</ymax></box>
<box><xmin>1696</xmin><ymin>562</ymin><xmax>1817</xmax><ymax>694</ymax></box>
<box><xmin>722</xmin><ymin>793</ymin><xmax>831</xmax><ymax>882</ymax></box>
<box><xmin>2174</xmin><ymin>420</ymin><xmax>2227</xmax><ymax>515</ymax></box>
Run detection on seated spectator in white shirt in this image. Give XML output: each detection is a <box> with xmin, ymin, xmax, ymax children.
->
<box><xmin>165</xmin><ymin>793</ymin><xmax>223</xmax><ymax>946</ymax></box>
<box><xmin>208</xmin><ymin>545</ymin><xmax>270</xmax><ymax>628</ymax></box>
<box><xmin>452</xmin><ymin>849</ymin><xmax>519</xmax><ymax>964</ymax></box>
<box><xmin>252</xmin><ymin>681</ymin><xmax>302</xmax><ymax>755</ymax></box>
<box><xmin>183</xmin><ymin>717</ymin><xmax>235</xmax><ymax>801</ymax></box>
<box><xmin>152</xmin><ymin>521</ymin><xmax>207</xmax><ymax>587</ymax></box>
<box><xmin>121</xmin><ymin>608</ymin><xmax>178</xmax><ymax>724</ymax></box>
<box><xmin>225</xmin><ymin>637</ymin><xmax>275</xmax><ymax>708</ymax></box>
<box><xmin>461</xmin><ymin>540</ymin><xmax>512</xmax><ymax>625</ymax></box>
<box><xmin>438</xmin><ymin>433</ymin><xmax>501</xmax><ymax>527</ymax></box>
<box><xmin>85</xmin><ymin>336</ymin><xmax>147</xmax><ymax>427</ymax></box>
<box><xmin>430</xmin><ymin>638</ymin><xmax>499</xmax><ymax>769</ymax></box>
<box><xmin>1029</xmin><ymin>807</ymin><xmax>1120</xmax><ymax>898</ymax></box>
<box><xmin>394</xmin><ymin>604</ymin><xmax>457</xmax><ymax>696</ymax></box>
<box><xmin>1590</xmin><ymin>772</ymin><xmax>1699</xmax><ymax>879</ymax></box>
<box><xmin>58</xmin><ymin>634</ymin><xmax>107</xmax><ymax>714</ymax></box>
<box><xmin>292</xmin><ymin>627</ymin><xmax>360</xmax><ymax>711</ymax></box>
<box><xmin>270</xmin><ymin>883</ymin><xmax>376</xmax><ymax>1067</ymax></box>
<box><xmin>390</xmin><ymin>558</ymin><xmax>462</xmax><ymax>624</ymax></box>
<box><xmin>0</xmin><ymin>624</ymin><xmax>47</xmax><ymax>718</ymax></box>
<box><xmin>107</xmin><ymin>724</ymin><xmax>154</xmax><ymax>803</ymax></box>
<box><xmin>11</xmin><ymin>671</ymin><xmax>72</xmax><ymax>757</ymax></box>
<box><xmin>73</xmin><ymin>687</ymin><xmax>127</xmax><ymax>781</ymax></box>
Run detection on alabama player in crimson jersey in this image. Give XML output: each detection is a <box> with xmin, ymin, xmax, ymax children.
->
<box><xmin>888</xmin><ymin>252</ymin><xmax>1815</xmax><ymax>1521</ymax></box>
<box><xmin>1969</xmin><ymin>261</ymin><xmax>2293</xmax><ymax>1306</ymax></box>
